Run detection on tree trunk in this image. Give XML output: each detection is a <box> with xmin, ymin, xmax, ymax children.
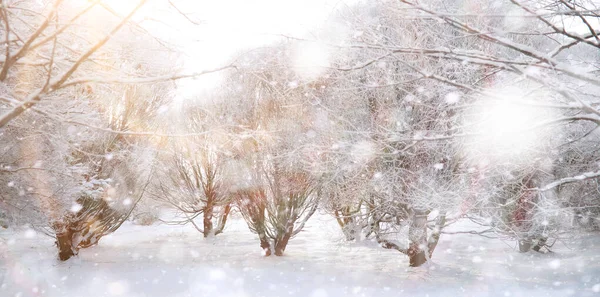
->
<box><xmin>203</xmin><ymin>204</ymin><xmax>214</xmax><ymax>238</ymax></box>
<box><xmin>274</xmin><ymin>230</ymin><xmax>292</xmax><ymax>256</ymax></box>
<box><xmin>427</xmin><ymin>212</ymin><xmax>446</xmax><ymax>258</ymax></box>
<box><xmin>532</xmin><ymin>237</ymin><xmax>547</xmax><ymax>252</ymax></box>
<box><xmin>259</xmin><ymin>232</ymin><xmax>271</xmax><ymax>256</ymax></box>
<box><xmin>407</xmin><ymin>209</ymin><xmax>428</xmax><ymax>267</ymax></box>
<box><xmin>519</xmin><ymin>238</ymin><xmax>532</xmax><ymax>252</ymax></box>
<box><xmin>214</xmin><ymin>203</ymin><xmax>232</xmax><ymax>236</ymax></box>
<box><xmin>335</xmin><ymin>208</ymin><xmax>357</xmax><ymax>241</ymax></box>
<box><xmin>342</xmin><ymin>223</ymin><xmax>357</xmax><ymax>241</ymax></box>
<box><xmin>53</xmin><ymin>220</ymin><xmax>77</xmax><ymax>261</ymax></box>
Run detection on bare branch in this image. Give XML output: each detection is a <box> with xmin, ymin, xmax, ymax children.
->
<box><xmin>58</xmin><ymin>64</ymin><xmax>236</xmax><ymax>89</ymax></box>
<box><xmin>0</xmin><ymin>0</ymin><xmax>148</xmax><ymax>128</ymax></box>
<box><xmin>538</xmin><ymin>170</ymin><xmax>600</xmax><ymax>191</ymax></box>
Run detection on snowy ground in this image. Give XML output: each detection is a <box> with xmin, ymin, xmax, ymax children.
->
<box><xmin>1</xmin><ymin>213</ymin><xmax>600</xmax><ymax>297</ymax></box>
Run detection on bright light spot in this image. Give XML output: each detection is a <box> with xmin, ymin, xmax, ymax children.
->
<box><xmin>292</xmin><ymin>42</ymin><xmax>330</xmax><ymax>81</ymax></box>
<box><xmin>288</xmin><ymin>81</ymin><xmax>299</xmax><ymax>89</ymax></box>
<box><xmin>548</xmin><ymin>259</ymin><xmax>561</xmax><ymax>269</ymax></box>
<box><xmin>472</xmin><ymin>256</ymin><xmax>482</xmax><ymax>263</ymax></box>
<box><xmin>122</xmin><ymin>198</ymin><xmax>132</xmax><ymax>206</ymax></box>
<box><xmin>24</xmin><ymin>229</ymin><xmax>36</xmax><ymax>238</ymax></box>
<box><xmin>70</xmin><ymin>203</ymin><xmax>83</xmax><ymax>213</ymax></box>
<box><xmin>172</xmin><ymin>0</ymin><xmax>349</xmax><ymax>97</ymax></box>
<box><xmin>481</xmin><ymin>102</ymin><xmax>531</xmax><ymax>144</ymax></box>
<box><xmin>592</xmin><ymin>283</ymin><xmax>600</xmax><ymax>292</ymax></box>
<box><xmin>433</xmin><ymin>163</ymin><xmax>444</xmax><ymax>170</ymax></box>
<box><xmin>444</xmin><ymin>92</ymin><xmax>461</xmax><ymax>104</ymax></box>
<box><xmin>463</xmin><ymin>86</ymin><xmax>554</xmax><ymax>165</ymax></box>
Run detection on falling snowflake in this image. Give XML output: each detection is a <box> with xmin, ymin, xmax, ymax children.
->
<box><xmin>444</xmin><ymin>92</ymin><xmax>461</xmax><ymax>104</ymax></box>
<box><xmin>70</xmin><ymin>203</ymin><xmax>83</xmax><ymax>213</ymax></box>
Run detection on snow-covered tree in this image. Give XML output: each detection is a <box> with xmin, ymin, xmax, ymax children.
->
<box><xmin>155</xmin><ymin>133</ymin><xmax>232</xmax><ymax>238</ymax></box>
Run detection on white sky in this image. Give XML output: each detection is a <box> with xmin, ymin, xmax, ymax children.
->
<box><xmin>107</xmin><ymin>0</ymin><xmax>357</xmax><ymax>99</ymax></box>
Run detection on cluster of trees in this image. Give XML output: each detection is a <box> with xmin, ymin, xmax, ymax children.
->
<box><xmin>1</xmin><ymin>0</ymin><xmax>599</xmax><ymax>267</ymax></box>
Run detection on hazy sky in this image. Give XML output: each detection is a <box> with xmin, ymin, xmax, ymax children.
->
<box><xmin>105</xmin><ymin>0</ymin><xmax>359</xmax><ymax>98</ymax></box>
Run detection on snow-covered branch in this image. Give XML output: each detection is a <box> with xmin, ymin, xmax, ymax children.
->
<box><xmin>539</xmin><ymin>170</ymin><xmax>600</xmax><ymax>191</ymax></box>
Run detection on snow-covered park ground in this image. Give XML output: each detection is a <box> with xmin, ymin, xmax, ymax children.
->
<box><xmin>1</xmin><ymin>213</ymin><xmax>599</xmax><ymax>297</ymax></box>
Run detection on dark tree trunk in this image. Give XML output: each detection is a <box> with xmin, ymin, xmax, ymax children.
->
<box><xmin>53</xmin><ymin>220</ymin><xmax>77</xmax><ymax>261</ymax></box>
<box><xmin>53</xmin><ymin>196</ymin><xmax>126</xmax><ymax>261</ymax></box>
<box><xmin>407</xmin><ymin>244</ymin><xmax>427</xmax><ymax>267</ymax></box>
<box><xmin>532</xmin><ymin>237</ymin><xmax>547</xmax><ymax>252</ymax></box>
<box><xmin>274</xmin><ymin>230</ymin><xmax>292</xmax><ymax>256</ymax></box>
<box><xmin>519</xmin><ymin>238</ymin><xmax>532</xmax><ymax>252</ymax></box>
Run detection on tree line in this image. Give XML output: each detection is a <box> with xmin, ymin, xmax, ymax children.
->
<box><xmin>0</xmin><ymin>0</ymin><xmax>599</xmax><ymax>267</ymax></box>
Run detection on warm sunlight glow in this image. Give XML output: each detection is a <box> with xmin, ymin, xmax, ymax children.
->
<box><xmin>96</xmin><ymin>0</ymin><xmax>357</xmax><ymax>100</ymax></box>
<box><xmin>103</xmin><ymin>0</ymin><xmax>157</xmax><ymax>21</ymax></box>
<box><xmin>168</xmin><ymin>0</ymin><xmax>348</xmax><ymax>97</ymax></box>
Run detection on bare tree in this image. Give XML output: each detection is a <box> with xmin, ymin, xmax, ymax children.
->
<box><xmin>234</xmin><ymin>147</ymin><xmax>319</xmax><ymax>256</ymax></box>
<box><xmin>0</xmin><ymin>0</ymin><xmax>233</xmax><ymax>260</ymax></box>
<box><xmin>156</xmin><ymin>136</ymin><xmax>232</xmax><ymax>238</ymax></box>
<box><xmin>317</xmin><ymin>0</ymin><xmax>600</xmax><ymax>260</ymax></box>
<box><xmin>213</xmin><ymin>46</ymin><xmax>326</xmax><ymax>256</ymax></box>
